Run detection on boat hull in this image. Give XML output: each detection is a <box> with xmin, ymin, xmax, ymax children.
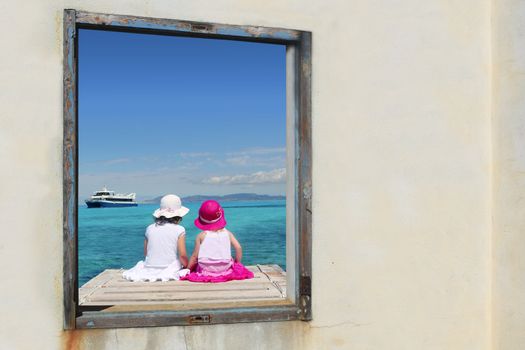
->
<box><xmin>85</xmin><ymin>200</ymin><xmax>138</xmax><ymax>208</ymax></box>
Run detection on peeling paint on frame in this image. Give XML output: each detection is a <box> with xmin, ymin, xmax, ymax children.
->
<box><xmin>74</xmin><ymin>11</ymin><xmax>301</xmax><ymax>43</ymax></box>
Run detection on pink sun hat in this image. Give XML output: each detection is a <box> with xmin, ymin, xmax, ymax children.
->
<box><xmin>194</xmin><ymin>200</ymin><xmax>227</xmax><ymax>231</ymax></box>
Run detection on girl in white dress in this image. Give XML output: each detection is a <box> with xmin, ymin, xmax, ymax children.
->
<box><xmin>123</xmin><ymin>194</ymin><xmax>190</xmax><ymax>282</ymax></box>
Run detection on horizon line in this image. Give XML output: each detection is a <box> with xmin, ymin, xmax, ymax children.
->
<box><xmin>79</xmin><ymin>192</ymin><xmax>286</xmax><ymax>201</ymax></box>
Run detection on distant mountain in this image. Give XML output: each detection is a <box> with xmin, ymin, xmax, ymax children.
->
<box><xmin>142</xmin><ymin>193</ymin><xmax>285</xmax><ymax>204</ymax></box>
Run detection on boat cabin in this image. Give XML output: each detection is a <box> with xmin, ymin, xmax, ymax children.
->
<box><xmin>93</xmin><ymin>191</ymin><xmax>114</xmax><ymax>197</ymax></box>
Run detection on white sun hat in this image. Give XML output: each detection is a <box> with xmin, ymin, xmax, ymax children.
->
<box><xmin>153</xmin><ymin>194</ymin><xmax>189</xmax><ymax>218</ymax></box>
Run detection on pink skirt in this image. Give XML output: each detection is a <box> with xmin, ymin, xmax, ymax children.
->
<box><xmin>181</xmin><ymin>262</ymin><xmax>254</xmax><ymax>283</ymax></box>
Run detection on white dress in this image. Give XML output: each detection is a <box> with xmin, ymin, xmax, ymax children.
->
<box><xmin>123</xmin><ymin>223</ymin><xmax>189</xmax><ymax>282</ymax></box>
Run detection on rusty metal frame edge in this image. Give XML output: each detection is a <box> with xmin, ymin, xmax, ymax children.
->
<box><xmin>63</xmin><ymin>9</ymin><xmax>312</xmax><ymax>329</ymax></box>
<box><xmin>63</xmin><ymin>8</ymin><xmax>78</xmax><ymax>330</ymax></box>
<box><xmin>76</xmin><ymin>305</ymin><xmax>301</xmax><ymax>329</ymax></box>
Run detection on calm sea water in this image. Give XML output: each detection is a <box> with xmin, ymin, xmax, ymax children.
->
<box><xmin>78</xmin><ymin>200</ymin><xmax>286</xmax><ymax>286</ymax></box>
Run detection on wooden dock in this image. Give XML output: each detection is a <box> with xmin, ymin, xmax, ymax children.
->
<box><xmin>79</xmin><ymin>265</ymin><xmax>287</xmax><ymax>310</ymax></box>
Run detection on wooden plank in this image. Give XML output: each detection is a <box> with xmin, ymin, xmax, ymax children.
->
<box><xmin>247</xmin><ymin>265</ymin><xmax>263</xmax><ymax>272</ymax></box>
<box><xmin>106</xmin><ymin>275</ymin><xmax>269</xmax><ymax>286</ymax></box>
<box><xmin>82</xmin><ymin>299</ymin><xmax>287</xmax><ymax>307</ymax></box>
<box><xmin>63</xmin><ymin>8</ymin><xmax>77</xmax><ymax>331</ymax></box>
<box><xmin>257</xmin><ymin>264</ymin><xmax>278</xmax><ymax>272</ymax></box>
<box><xmin>76</xmin><ymin>304</ymin><xmax>301</xmax><ymax>329</ymax></box>
<box><xmin>269</xmin><ymin>264</ymin><xmax>286</xmax><ymax>274</ymax></box>
<box><xmin>81</xmin><ymin>269</ymin><xmax>120</xmax><ymax>288</ymax></box>
<box><xmin>82</xmin><ymin>298</ymin><xmax>285</xmax><ymax>307</ymax></box>
<box><xmin>79</xmin><ymin>270</ymin><xmax>120</xmax><ymax>304</ymax></box>
<box><xmin>104</xmin><ymin>299</ymin><xmax>294</xmax><ymax>313</ymax></box>
<box><xmin>95</xmin><ymin>283</ymin><xmax>275</xmax><ymax>292</ymax></box>
<box><xmin>82</xmin><ymin>292</ymin><xmax>281</xmax><ymax>306</ymax></box>
<box><xmin>75</xmin><ymin>11</ymin><xmax>301</xmax><ymax>43</ymax></box>
<box><xmin>256</xmin><ymin>264</ymin><xmax>288</xmax><ymax>298</ymax></box>
<box><xmin>96</xmin><ymin>287</ymin><xmax>281</xmax><ymax>298</ymax></box>
<box><xmin>82</xmin><ymin>291</ymin><xmax>284</xmax><ymax>305</ymax></box>
<box><xmin>297</xmin><ymin>31</ymin><xmax>312</xmax><ymax>321</ymax></box>
<box><xmin>82</xmin><ymin>297</ymin><xmax>284</xmax><ymax>306</ymax></box>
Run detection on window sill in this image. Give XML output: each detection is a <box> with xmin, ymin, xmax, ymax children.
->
<box><xmin>77</xmin><ymin>303</ymin><xmax>301</xmax><ymax>328</ymax></box>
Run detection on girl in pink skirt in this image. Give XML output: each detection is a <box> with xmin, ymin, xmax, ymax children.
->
<box><xmin>183</xmin><ymin>200</ymin><xmax>254</xmax><ymax>283</ymax></box>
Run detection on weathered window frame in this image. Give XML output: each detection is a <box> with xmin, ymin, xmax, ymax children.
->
<box><xmin>63</xmin><ymin>9</ymin><xmax>311</xmax><ymax>329</ymax></box>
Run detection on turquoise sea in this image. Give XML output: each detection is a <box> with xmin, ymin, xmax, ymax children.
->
<box><xmin>78</xmin><ymin>200</ymin><xmax>286</xmax><ymax>286</ymax></box>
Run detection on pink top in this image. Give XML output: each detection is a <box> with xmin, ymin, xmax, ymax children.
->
<box><xmin>182</xmin><ymin>228</ymin><xmax>254</xmax><ymax>283</ymax></box>
<box><xmin>197</xmin><ymin>229</ymin><xmax>233</xmax><ymax>276</ymax></box>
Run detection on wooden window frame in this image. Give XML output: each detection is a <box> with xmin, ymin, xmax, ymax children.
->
<box><xmin>63</xmin><ymin>9</ymin><xmax>312</xmax><ymax>329</ymax></box>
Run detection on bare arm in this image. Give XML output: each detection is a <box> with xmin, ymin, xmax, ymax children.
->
<box><xmin>229</xmin><ymin>231</ymin><xmax>242</xmax><ymax>263</ymax></box>
<box><xmin>188</xmin><ymin>232</ymin><xmax>204</xmax><ymax>271</ymax></box>
<box><xmin>143</xmin><ymin>238</ymin><xmax>148</xmax><ymax>258</ymax></box>
<box><xmin>178</xmin><ymin>234</ymin><xmax>188</xmax><ymax>268</ymax></box>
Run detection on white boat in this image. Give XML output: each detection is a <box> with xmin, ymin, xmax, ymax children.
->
<box><xmin>85</xmin><ymin>187</ymin><xmax>138</xmax><ymax>208</ymax></box>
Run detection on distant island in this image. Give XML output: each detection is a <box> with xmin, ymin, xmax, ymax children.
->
<box><xmin>142</xmin><ymin>193</ymin><xmax>286</xmax><ymax>204</ymax></box>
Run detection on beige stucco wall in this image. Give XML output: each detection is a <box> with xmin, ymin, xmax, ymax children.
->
<box><xmin>493</xmin><ymin>1</ymin><xmax>525</xmax><ymax>350</ymax></box>
<box><xmin>0</xmin><ymin>0</ymin><xmax>496</xmax><ymax>349</ymax></box>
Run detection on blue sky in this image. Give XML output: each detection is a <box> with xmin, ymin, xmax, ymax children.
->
<box><xmin>78</xmin><ymin>29</ymin><xmax>286</xmax><ymax>199</ymax></box>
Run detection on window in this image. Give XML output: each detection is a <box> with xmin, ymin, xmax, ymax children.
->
<box><xmin>63</xmin><ymin>9</ymin><xmax>311</xmax><ymax>329</ymax></box>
